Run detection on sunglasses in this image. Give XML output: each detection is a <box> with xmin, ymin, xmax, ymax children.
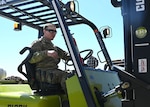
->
<box><xmin>45</xmin><ymin>29</ymin><xmax>57</xmax><ymax>33</ymax></box>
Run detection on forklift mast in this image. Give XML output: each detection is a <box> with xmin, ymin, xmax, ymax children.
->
<box><xmin>112</xmin><ymin>0</ymin><xmax>150</xmax><ymax>107</ymax></box>
<box><xmin>112</xmin><ymin>0</ymin><xmax>150</xmax><ymax>83</ymax></box>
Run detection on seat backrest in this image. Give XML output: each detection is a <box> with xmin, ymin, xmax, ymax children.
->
<box><xmin>18</xmin><ymin>47</ymin><xmax>39</xmax><ymax>90</ymax></box>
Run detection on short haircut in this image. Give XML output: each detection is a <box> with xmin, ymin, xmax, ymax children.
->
<box><xmin>43</xmin><ymin>23</ymin><xmax>56</xmax><ymax>30</ymax></box>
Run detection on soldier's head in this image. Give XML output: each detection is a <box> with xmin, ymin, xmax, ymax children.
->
<box><xmin>43</xmin><ymin>23</ymin><xmax>57</xmax><ymax>40</ymax></box>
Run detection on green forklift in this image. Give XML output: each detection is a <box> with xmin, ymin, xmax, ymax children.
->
<box><xmin>0</xmin><ymin>0</ymin><xmax>150</xmax><ymax>107</ymax></box>
<box><xmin>0</xmin><ymin>0</ymin><xmax>122</xmax><ymax>107</ymax></box>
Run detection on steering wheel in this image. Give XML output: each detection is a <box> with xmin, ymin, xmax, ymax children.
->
<box><xmin>66</xmin><ymin>49</ymin><xmax>93</xmax><ymax>66</ymax></box>
<box><xmin>79</xmin><ymin>49</ymin><xmax>93</xmax><ymax>61</ymax></box>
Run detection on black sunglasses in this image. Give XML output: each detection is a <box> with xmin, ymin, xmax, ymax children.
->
<box><xmin>45</xmin><ymin>29</ymin><xmax>57</xmax><ymax>33</ymax></box>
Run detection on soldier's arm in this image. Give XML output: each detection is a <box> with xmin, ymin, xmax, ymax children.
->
<box><xmin>55</xmin><ymin>46</ymin><xmax>70</xmax><ymax>61</ymax></box>
<box><xmin>29</xmin><ymin>43</ymin><xmax>48</xmax><ymax>64</ymax></box>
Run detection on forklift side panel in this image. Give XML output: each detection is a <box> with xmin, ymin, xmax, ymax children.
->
<box><xmin>66</xmin><ymin>74</ymin><xmax>88</xmax><ymax>107</ymax></box>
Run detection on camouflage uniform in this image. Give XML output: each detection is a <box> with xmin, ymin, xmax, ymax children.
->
<box><xmin>29</xmin><ymin>37</ymin><xmax>70</xmax><ymax>92</ymax></box>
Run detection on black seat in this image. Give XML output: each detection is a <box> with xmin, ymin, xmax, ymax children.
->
<box><xmin>18</xmin><ymin>47</ymin><xmax>64</xmax><ymax>95</ymax></box>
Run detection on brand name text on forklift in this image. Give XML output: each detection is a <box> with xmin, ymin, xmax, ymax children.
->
<box><xmin>8</xmin><ymin>104</ymin><xmax>27</xmax><ymax>107</ymax></box>
<box><xmin>136</xmin><ymin>0</ymin><xmax>145</xmax><ymax>12</ymax></box>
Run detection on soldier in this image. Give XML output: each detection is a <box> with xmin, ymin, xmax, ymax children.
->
<box><xmin>29</xmin><ymin>23</ymin><xmax>70</xmax><ymax>93</ymax></box>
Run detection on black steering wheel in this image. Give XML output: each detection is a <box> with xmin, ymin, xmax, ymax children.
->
<box><xmin>66</xmin><ymin>49</ymin><xmax>93</xmax><ymax>66</ymax></box>
<box><xmin>79</xmin><ymin>49</ymin><xmax>93</xmax><ymax>61</ymax></box>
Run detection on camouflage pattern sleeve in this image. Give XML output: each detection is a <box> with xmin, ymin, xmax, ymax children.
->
<box><xmin>29</xmin><ymin>41</ymin><xmax>48</xmax><ymax>64</ymax></box>
<box><xmin>55</xmin><ymin>46</ymin><xmax>70</xmax><ymax>61</ymax></box>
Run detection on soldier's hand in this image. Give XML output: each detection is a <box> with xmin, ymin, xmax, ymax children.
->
<box><xmin>47</xmin><ymin>50</ymin><xmax>59</xmax><ymax>58</ymax></box>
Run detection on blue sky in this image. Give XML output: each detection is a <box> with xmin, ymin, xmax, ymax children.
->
<box><xmin>0</xmin><ymin>0</ymin><xmax>124</xmax><ymax>79</ymax></box>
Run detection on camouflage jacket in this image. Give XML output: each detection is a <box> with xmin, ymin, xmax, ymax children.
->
<box><xmin>29</xmin><ymin>37</ymin><xmax>70</xmax><ymax>70</ymax></box>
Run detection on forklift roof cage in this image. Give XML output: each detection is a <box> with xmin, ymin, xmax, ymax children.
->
<box><xmin>0</xmin><ymin>0</ymin><xmax>98</xmax><ymax>36</ymax></box>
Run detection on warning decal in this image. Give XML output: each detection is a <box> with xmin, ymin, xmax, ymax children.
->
<box><xmin>138</xmin><ymin>58</ymin><xmax>147</xmax><ymax>73</ymax></box>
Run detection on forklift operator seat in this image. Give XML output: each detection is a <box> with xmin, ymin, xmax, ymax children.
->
<box><xmin>18</xmin><ymin>47</ymin><xmax>64</xmax><ymax>95</ymax></box>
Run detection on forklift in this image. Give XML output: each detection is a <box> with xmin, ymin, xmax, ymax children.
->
<box><xmin>0</xmin><ymin>0</ymin><xmax>149</xmax><ymax>107</ymax></box>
